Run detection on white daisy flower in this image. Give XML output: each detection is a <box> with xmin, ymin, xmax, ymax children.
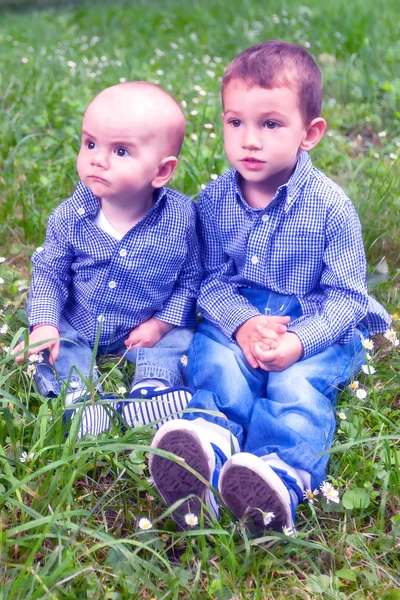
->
<box><xmin>320</xmin><ymin>481</ymin><xmax>340</xmax><ymax>504</ymax></box>
<box><xmin>383</xmin><ymin>328</ymin><xmax>399</xmax><ymax>347</ymax></box>
<box><xmin>0</xmin><ymin>257</ymin><xmax>5</xmax><ymax>263</ymax></box>
<box><xmin>20</xmin><ymin>451</ymin><xmax>35</xmax><ymax>463</ymax></box>
<box><xmin>204</xmin><ymin>123</ymin><xmax>213</xmax><ymax>129</ymax></box>
<box><xmin>180</xmin><ymin>355</ymin><xmax>188</xmax><ymax>367</ymax></box>
<box><xmin>138</xmin><ymin>517</ymin><xmax>152</xmax><ymax>530</ymax></box>
<box><xmin>303</xmin><ymin>488</ymin><xmax>319</xmax><ymax>504</ymax></box>
<box><xmin>361</xmin><ymin>364</ymin><xmax>376</xmax><ymax>375</ymax></box>
<box><xmin>348</xmin><ymin>380</ymin><xmax>359</xmax><ymax>390</ymax></box>
<box><xmin>28</xmin><ymin>352</ymin><xmax>44</xmax><ymax>364</ymax></box>
<box><xmin>282</xmin><ymin>525</ymin><xmax>296</xmax><ymax>536</ymax></box>
<box><xmin>263</xmin><ymin>511</ymin><xmax>275</xmax><ymax>526</ymax></box>
<box><xmin>356</xmin><ymin>388</ymin><xmax>367</xmax><ymax>400</ymax></box>
<box><xmin>0</xmin><ymin>324</ymin><xmax>8</xmax><ymax>335</ymax></box>
<box><xmin>337</xmin><ymin>411</ymin><xmax>346</xmax><ymax>420</ymax></box>
<box><xmin>70</xmin><ymin>381</ymin><xmax>79</xmax><ymax>389</ymax></box>
<box><xmin>117</xmin><ymin>386</ymin><xmax>127</xmax><ymax>395</ymax></box>
<box><xmin>210</xmin><ymin>173</ymin><xmax>218</xmax><ymax>180</ymax></box>
<box><xmin>26</xmin><ymin>364</ymin><xmax>37</xmax><ymax>376</ymax></box>
<box><xmin>190</xmin><ymin>134</ymin><xmax>198</xmax><ymax>142</ymax></box>
<box><xmin>0</xmin><ymin>278</ymin><xmax>4</xmax><ymax>285</ymax></box>
<box><xmin>184</xmin><ymin>513</ymin><xmax>199</xmax><ymax>527</ymax></box>
<box><xmin>362</xmin><ymin>338</ymin><xmax>374</xmax><ymax>350</ymax></box>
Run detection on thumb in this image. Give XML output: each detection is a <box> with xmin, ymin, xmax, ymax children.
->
<box><xmin>48</xmin><ymin>340</ymin><xmax>60</xmax><ymax>365</ymax></box>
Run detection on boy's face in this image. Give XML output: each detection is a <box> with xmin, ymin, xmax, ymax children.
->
<box><xmin>77</xmin><ymin>89</ymin><xmax>170</xmax><ymax>205</ymax></box>
<box><xmin>222</xmin><ymin>80</ymin><xmax>312</xmax><ymax>200</ymax></box>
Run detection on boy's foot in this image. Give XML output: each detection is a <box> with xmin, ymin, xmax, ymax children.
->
<box><xmin>219</xmin><ymin>453</ymin><xmax>298</xmax><ymax>534</ymax></box>
<box><xmin>123</xmin><ymin>385</ymin><xmax>193</xmax><ymax>428</ymax></box>
<box><xmin>64</xmin><ymin>386</ymin><xmax>192</xmax><ymax>438</ymax></box>
<box><xmin>149</xmin><ymin>420</ymin><xmax>222</xmax><ymax>527</ymax></box>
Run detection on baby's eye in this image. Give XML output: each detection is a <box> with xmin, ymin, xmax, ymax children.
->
<box><xmin>115</xmin><ymin>147</ymin><xmax>129</xmax><ymax>157</ymax></box>
<box><xmin>264</xmin><ymin>121</ymin><xmax>278</xmax><ymax>129</ymax></box>
<box><xmin>230</xmin><ymin>119</ymin><xmax>242</xmax><ymax>128</ymax></box>
<box><xmin>87</xmin><ymin>140</ymin><xmax>96</xmax><ymax>150</ymax></box>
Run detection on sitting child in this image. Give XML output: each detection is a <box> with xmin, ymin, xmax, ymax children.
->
<box><xmin>148</xmin><ymin>41</ymin><xmax>391</xmax><ymax>533</ymax></box>
<box><xmin>14</xmin><ymin>81</ymin><xmax>201</xmax><ymax>435</ymax></box>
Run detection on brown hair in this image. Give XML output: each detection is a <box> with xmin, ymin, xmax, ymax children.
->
<box><xmin>222</xmin><ymin>40</ymin><xmax>323</xmax><ymax>124</ymax></box>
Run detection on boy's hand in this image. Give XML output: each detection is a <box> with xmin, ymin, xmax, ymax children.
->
<box><xmin>124</xmin><ymin>317</ymin><xmax>175</xmax><ymax>350</ymax></box>
<box><xmin>13</xmin><ymin>325</ymin><xmax>60</xmax><ymax>365</ymax></box>
<box><xmin>253</xmin><ymin>331</ymin><xmax>303</xmax><ymax>372</ymax></box>
<box><xmin>235</xmin><ymin>315</ymin><xmax>290</xmax><ymax>369</ymax></box>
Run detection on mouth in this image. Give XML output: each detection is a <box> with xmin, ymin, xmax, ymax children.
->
<box><xmin>88</xmin><ymin>175</ymin><xmax>108</xmax><ymax>184</ymax></box>
<box><xmin>241</xmin><ymin>157</ymin><xmax>264</xmax><ymax>164</ymax></box>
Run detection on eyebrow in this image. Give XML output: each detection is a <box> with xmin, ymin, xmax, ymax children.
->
<box><xmin>81</xmin><ymin>130</ymin><xmax>138</xmax><ymax>146</ymax></box>
<box><xmin>224</xmin><ymin>109</ymin><xmax>286</xmax><ymax>119</ymax></box>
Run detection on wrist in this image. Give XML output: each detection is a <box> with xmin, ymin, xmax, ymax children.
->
<box><xmin>32</xmin><ymin>324</ymin><xmax>60</xmax><ymax>335</ymax></box>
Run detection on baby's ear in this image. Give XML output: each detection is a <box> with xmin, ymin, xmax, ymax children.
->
<box><xmin>300</xmin><ymin>117</ymin><xmax>326</xmax><ymax>152</ymax></box>
<box><xmin>152</xmin><ymin>156</ymin><xmax>179</xmax><ymax>188</ymax></box>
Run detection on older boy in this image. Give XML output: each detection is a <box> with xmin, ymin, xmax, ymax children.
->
<box><xmin>14</xmin><ymin>82</ymin><xmax>201</xmax><ymax>433</ymax></box>
<box><xmin>149</xmin><ymin>41</ymin><xmax>391</xmax><ymax>532</ymax></box>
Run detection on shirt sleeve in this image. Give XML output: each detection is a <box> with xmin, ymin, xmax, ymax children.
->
<box><xmin>154</xmin><ymin>200</ymin><xmax>203</xmax><ymax>328</ymax></box>
<box><xmin>288</xmin><ymin>200</ymin><xmax>369</xmax><ymax>358</ymax></box>
<box><xmin>27</xmin><ymin>210</ymin><xmax>74</xmax><ymax>329</ymax></box>
<box><xmin>196</xmin><ymin>189</ymin><xmax>261</xmax><ymax>338</ymax></box>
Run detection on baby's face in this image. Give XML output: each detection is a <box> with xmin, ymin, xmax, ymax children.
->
<box><xmin>77</xmin><ymin>90</ymin><xmax>167</xmax><ymax>205</ymax></box>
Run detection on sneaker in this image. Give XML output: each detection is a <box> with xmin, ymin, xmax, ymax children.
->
<box><xmin>64</xmin><ymin>386</ymin><xmax>193</xmax><ymax>438</ymax></box>
<box><xmin>123</xmin><ymin>385</ymin><xmax>193</xmax><ymax>428</ymax></box>
<box><xmin>149</xmin><ymin>420</ymin><xmax>221</xmax><ymax>527</ymax></box>
<box><xmin>219</xmin><ymin>453</ymin><xmax>298</xmax><ymax>534</ymax></box>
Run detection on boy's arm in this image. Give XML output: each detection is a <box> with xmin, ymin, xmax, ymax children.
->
<box><xmin>286</xmin><ymin>201</ymin><xmax>369</xmax><ymax>359</ymax></box>
<box><xmin>27</xmin><ymin>210</ymin><xmax>73</xmax><ymax>331</ymax></box>
<box><xmin>152</xmin><ymin>200</ymin><xmax>202</xmax><ymax>329</ymax></box>
<box><xmin>196</xmin><ymin>189</ymin><xmax>264</xmax><ymax>337</ymax></box>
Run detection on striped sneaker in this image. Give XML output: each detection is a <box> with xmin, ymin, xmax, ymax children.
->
<box><xmin>122</xmin><ymin>386</ymin><xmax>193</xmax><ymax>428</ymax></box>
<box><xmin>149</xmin><ymin>420</ymin><xmax>226</xmax><ymax>527</ymax></box>
<box><xmin>65</xmin><ymin>386</ymin><xmax>192</xmax><ymax>438</ymax></box>
<box><xmin>219</xmin><ymin>453</ymin><xmax>300</xmax><ymax>534</ymax></box>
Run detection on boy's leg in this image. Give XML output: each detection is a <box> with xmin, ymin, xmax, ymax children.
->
<box><xmin>75</xmin><ymin>327</ymin><xmax>195</xmax><ymax>436</ymax></box>
<box><xmin>149</xmin><ymin>319</ymin><xmax>266</xmax><ymax>523</ymax></box>
<box><xmin>219</xmin><ymin>329</ymin><xmax>365</xmax><ymax>532</ymax></box>
<box><xmin>33</xmin><ymin>316</ymin><xmax>97</xmax><ymax>404</ymax></box>
<box><xmin>122</xmin><ymin>327</ymin><xmax>194</xmax><ymax>427</ymax></box>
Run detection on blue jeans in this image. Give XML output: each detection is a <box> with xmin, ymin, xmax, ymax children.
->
<box><xmin>33</xmin><ymin>316</ymin><xmax>193</xmax><ymax>398</ymax></box>
<box><xmin>185</xmin><ymin>289</ymin><xmax>366</xmax><ymax>489</ymax></box>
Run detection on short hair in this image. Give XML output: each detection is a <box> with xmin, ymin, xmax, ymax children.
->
<box><xmin>221</xmin><ymin>40</ymin><xmax>323</xmax><ymax>124</ymax></box>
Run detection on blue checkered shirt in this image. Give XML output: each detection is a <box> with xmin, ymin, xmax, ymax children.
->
<box><xmin>197</xmin><ymin>152</ymin><xmax>391</xmax><ymax>358</ymax></box>
<box><xmin>28</xmin><ymin>182</ymin><xmax>202</xmax><ymax>345</ymax></box>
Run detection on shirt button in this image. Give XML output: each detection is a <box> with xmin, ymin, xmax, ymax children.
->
<box><xmin>251</xmin><ymin>255</ymin><xmax>259</xmax><ymax>265</ymax></box>
<box><xmin>261</xmin><ymin>214</ymin><xmax>268</xmax><ymax>222</ymax></box>
<box><xmin>77</xmin><ymin>207</ymin><xmax>85</xmax><ymax>215</ymax></box>
<box><xmin>108</xmin><ymin>281</ymin><xmax>117</xmax><ymax>289</ymax></box>
<box><xmin>119</xmin><ymin>248</ymin><xmax>127</xmax><ymax>257</ymax></box>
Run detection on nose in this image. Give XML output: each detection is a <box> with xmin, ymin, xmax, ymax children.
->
<box><xmin>90</xmin><ymin>149</ymin><xmax>109</xmax><ymax>169</ymax></box>
<box><xmin>241</xmin><ymin>127</ymin><xmax>262</xmax><ymax>150</ymax></box>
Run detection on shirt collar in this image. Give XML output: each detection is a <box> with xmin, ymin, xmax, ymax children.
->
<box><xmin>70</xmin><ymin>181</ymin><xmax>167</xmax><ymax>220</ymax></box>
<box><xmin>231</xmin><ymin>151</ymin><xmax>312</xmax><ymax>212</ymax></box>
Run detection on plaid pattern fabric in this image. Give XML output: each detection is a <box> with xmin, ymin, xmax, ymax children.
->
<box><xmin>28</xmin><ymin>182</ymin><xmax>202</xmax><ymax>345</ymax></box>
<box><xmin>197</xmin><ymin>152</ymin><xmax>390</xmax><ymax>358</ymax></box>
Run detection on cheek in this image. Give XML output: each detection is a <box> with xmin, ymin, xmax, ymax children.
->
<box><xmin>76</xmin><ymin>151</ymin><xmax>85</xmax><ymax>178</ymax></box>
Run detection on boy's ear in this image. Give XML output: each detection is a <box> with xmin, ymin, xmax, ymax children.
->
<box><xmin>300</xmin><ymin>117</ymin><xmax>327</xmax><ymax>152</ymax></box>
<box><xmin>152</xmin><ymin>156</ymin><xmax>179</xmax><ymax>188</ymax></box>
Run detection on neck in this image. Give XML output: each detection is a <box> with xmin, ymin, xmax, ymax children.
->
<box><xmin>100</xmin><ymin>191</ymin><xmax>156</xmax><ymax>234</ymax></box>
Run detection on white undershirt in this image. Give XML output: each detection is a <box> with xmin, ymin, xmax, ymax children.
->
<box><xmin>94</xmin><ymin>209</ymin><xmax>124</xmax><ymax>241</ymax></box>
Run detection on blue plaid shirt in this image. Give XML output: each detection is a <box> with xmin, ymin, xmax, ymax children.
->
<box><xmin>28</xmin><ymin>182</ymin><xmax>202</xmax><ymax>346</ymax></box>
<box><xmin>197</xmin><ymin>152</ymin><xmax>391</xmax><ymax>358</ymax></box>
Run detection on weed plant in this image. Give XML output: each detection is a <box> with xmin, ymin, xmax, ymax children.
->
<box><xmin>0</xmin><ymin>0</ymin><xmax>399</xmax><ymax>598</ymax></box>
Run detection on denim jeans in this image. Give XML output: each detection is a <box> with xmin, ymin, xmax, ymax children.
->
<box><xmin>185</xmin><ymin>288</ymin><xmax>366</xmax><ymax>489</ymax></box>
<box><xmin>33</xmin><ymin>316</ymin><xmax>193</xmax><ymax>398</ymax></box>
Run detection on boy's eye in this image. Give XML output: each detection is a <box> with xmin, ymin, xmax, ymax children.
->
<box><xmin>87</xmin><ymin>141</ymin><xmax>96</xmax><ymax>150</ymax></box>
<box><xmin>264</xmin><ymin>121</ymin><xmax>278</xmax><ymax>129</ymax></box>
<box><xmin>230</xmin><ymin>119</ymin><xmax>242</xmax><ymax>128</ymax></box>
<box><xmin>115</xmin><ymin>147</ymin><xmax>129</xmax><ymax>157</ymax></box>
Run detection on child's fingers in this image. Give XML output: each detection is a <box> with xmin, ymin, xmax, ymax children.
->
<box><xmin>48</xmin><ymin>341</ymin><xmax>60</xmax><ymax>365</ymax></box>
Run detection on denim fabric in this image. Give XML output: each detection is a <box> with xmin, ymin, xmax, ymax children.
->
<box><xmin>33</xmin><ymin>316</ymin><xmax>193</xmax><ymax>397</ymax></box>
<box><xmin>186</xmin><ymin>288</ymin><xmax>366</xmax><ymax>489</ymax></box>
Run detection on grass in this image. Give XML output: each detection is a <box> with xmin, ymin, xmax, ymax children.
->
<box><xmin>0</xmin><ymin>0</ymin><xmax>399</xmax><ymax>598</ymax></box>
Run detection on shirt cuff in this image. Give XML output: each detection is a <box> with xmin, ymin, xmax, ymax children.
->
<box><xmin>154</xmin><ymin>295</ymin><xmax>197</xmax><ymax>328</ymax></box>
<box><xmin>288</xmin><ymin>318</ymin><xmax>332</xmax><ymax>359</ymax></box>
